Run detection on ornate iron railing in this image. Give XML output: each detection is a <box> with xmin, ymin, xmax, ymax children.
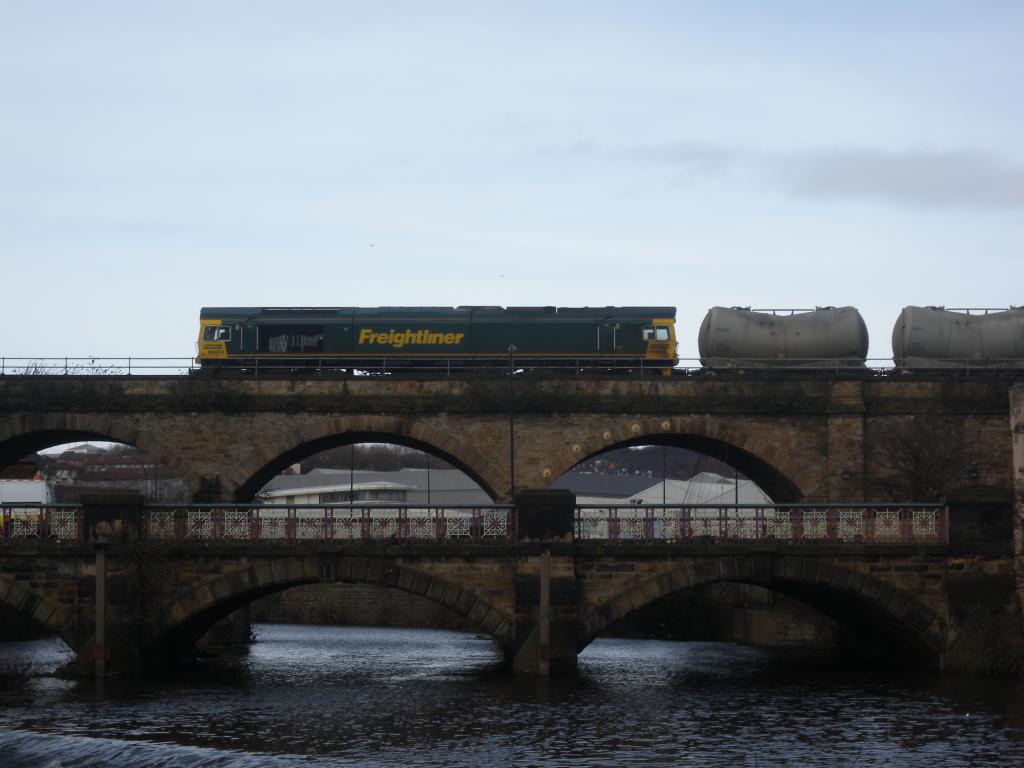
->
<box><xmin>0</xmin><ymin>503</ymin><xmax>948</xmax><ymax>546</ymax></box>
<box><xmin>574</xmin><ymin>504</ymin><xmax>947</xmax><ymax>545</ymax></box>
<box><xmin>142</xmin><ymin>504</ymin><xmax>516</xmax><ymax>544</ymax></box>
<box><xmin>0</xmin><ymin>505</ymin><xmax>82</xmax><ymax>543</ymax></box>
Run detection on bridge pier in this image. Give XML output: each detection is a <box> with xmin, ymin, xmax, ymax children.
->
<box><xmin>1012</xmin><ymin>384</ymin><xmax>1024</xmax><ymax>656</ymax></box>
<box><xmin>941</xmin><ymin>489</ymin><xmax>1024</xmax><ymax>675</ymax></box>
<box><xmin>61</xmin><ymin>494</ymin><xmax>149</xmax><ymax>677</ymax></box>
<box><xmin>510</xmin><ymin>490</ymin><xmax>580</xmax><ymax>675</ymax></box>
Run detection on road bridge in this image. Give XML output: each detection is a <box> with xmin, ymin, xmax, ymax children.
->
<box><xmin>0</xmin><ymin>490</ymin><xmax>1019</xmax><ymax>677</ymax></box>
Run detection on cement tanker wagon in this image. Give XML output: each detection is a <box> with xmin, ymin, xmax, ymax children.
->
<box><xmin>698</xmin><ymin>306</ymin><xmax>869</xmax><ymax>368</ymax></box>
<box><xmin>892</xmin><ymin>306</ymin><xmax>1024</xmax><ymax>368</ymax></box>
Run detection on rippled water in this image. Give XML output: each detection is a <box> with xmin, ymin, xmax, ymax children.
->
<box><xmin>1</xmin><ymin>625</ymin><xmax>1023</xmax><ymax>767</ymax></box>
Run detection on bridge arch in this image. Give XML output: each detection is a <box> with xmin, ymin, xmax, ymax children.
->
<box><xmin>145</xmin><ymin>558</ymin><xmax>514</xmax><ymax>664</ymax></box>
<box><xmin>542</xmin><ymin>416</ymin><xmax>814</xmax><ymax>502</ymax></box>
<box><xmin>0</xmin><ymin>414</ymin><xmax>203</xmax><ymax>498</ymax></box>
<box><xmin>231</xmin><ymin>417</ymin><xmax>505</xmax><ymax>502</ymax></box>
<box><xmin>0</xmin><ymin>574</ymin><xmax>72</xmax><ymax>645</ymax></box>
<box><xmin>579</xmin><ymin>556</ymin><xmax>949</xmax><ymax>667</ymax></box>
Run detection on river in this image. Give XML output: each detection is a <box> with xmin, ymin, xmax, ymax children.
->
<box><xmin>1</xmin><ymin>624</ymin><xmax>1023</xmax><ymax>767</ymax></box>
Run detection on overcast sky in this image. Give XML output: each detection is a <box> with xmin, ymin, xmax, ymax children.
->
<box><xmin>2</xmin><ymin>1</ymin><xmax>1021</xmax><ymax>361</ymax></box>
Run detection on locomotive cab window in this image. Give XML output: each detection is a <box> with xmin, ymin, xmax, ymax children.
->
<box><xmin>642</xmin><ymin>326</ymin><xmax>670</xmax><ymax>341</ymax></box>
<box><xmin>203</xmin><ymin>326</ymin><xmax>231</xmax><ymax>342</ymax></box>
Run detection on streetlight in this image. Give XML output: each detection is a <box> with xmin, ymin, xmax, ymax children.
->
<box><xmin>508</xmin><ymin>344</ymin><xmax>517</xmax><ymax>500</ymax></box>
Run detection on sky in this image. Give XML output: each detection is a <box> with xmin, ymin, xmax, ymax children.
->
<box><xmin>2</xmin><ymin>1</ymin><xmax>1022</xmax><ymax>362</ymax></box>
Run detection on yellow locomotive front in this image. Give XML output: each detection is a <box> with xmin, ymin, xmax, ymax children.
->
<box><xmin>196</xmin><ymin>318</ymin><xmax>231</xmax><ymax>362</ymax></box>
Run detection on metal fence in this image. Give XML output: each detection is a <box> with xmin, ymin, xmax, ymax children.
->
<box><xmin>0</xmin><ymin>505</ymin><xmax>82</xmax><ymax>543</ymax></box>
<box><xmin>0</xmin><ymin>502</ymin><xmax>949</xmax><ymax>546</ymax></box>
<box><xmin>143</xmin><ymin>504</ymin><xmax>516</xmax><ymax>544</ymax></box>
<box><xmin>0</xmin><ymin>504</ymin><xmax>515</xmax><ymax>545</ymax></box>
<box><xmin>3</xmin><ymin>356</ymin><xmax>674</xmax><ymax>376</ymax></box>
<box><xmin>4</xmin><ymin>356</ymin><xmax>1023</xmax><ymax>377</ymax></box>
<box><xmin>0</xmin><ymin>358</ymin><xmax>196</xmax><ymax>375</ymax></box>
<box><xmin>574</xmin><ymin>504</ymin><xmax>947</xmax><ymax>544</ymax></box>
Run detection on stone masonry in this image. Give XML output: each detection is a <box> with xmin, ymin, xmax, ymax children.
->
<box><xmin>0</xmin><ymin>491</ymin><xmax>1020</xmax><ymax>677</ymax></box>
<box><xmin>1</xmin><ymin>373</ymin><xmax>1022</xmax><ymax>677</ymax></box>
<box><xmin>0</xmin><ymin>374</ymin><xmax>1018</xmax><ymax>503</ymax></box>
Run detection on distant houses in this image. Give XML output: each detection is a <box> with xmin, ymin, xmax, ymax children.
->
<box><xmin>0</xmin><ymin>446</ymin><xmax>190</xmax><ymax>503</ymax></box>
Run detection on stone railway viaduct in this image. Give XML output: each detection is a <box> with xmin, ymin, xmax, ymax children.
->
<box><xmin>1</xmin><ymin>374</ymin><xmax>1023</xmax><ymax>676</ymax></box>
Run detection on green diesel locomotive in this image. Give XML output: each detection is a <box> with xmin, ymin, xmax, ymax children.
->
<box><xmin>197</xmin><ymin>306</ymin><xmax>677</xmax><ymax>370</ymax></box>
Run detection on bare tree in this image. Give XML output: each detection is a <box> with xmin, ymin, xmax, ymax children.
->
<box><xmin>1014</xmin><ymin>471</ymin><xmax>1024</xmax><ymax>608</ymax></box>
<box><xmin>871</xmin><ymin>416</ymin><xmax>966</xmax><ymax>502</ymax></box>
<box><xmin>105</xmin><ymin>443</ymin><xmax>144</xmax><ymax>455</ymax></box>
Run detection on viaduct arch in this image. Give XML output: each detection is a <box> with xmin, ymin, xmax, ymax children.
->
<box><xmin>0</xmin><ymin>414</ymin><xmax>832</xmax><ymax>505</ymax></box>
<box><xmin>545</xmin><ymin>416</ymin><xmax>810</xmax><ymax>501</ymax></box>
<box><xmin>231</xmin><ymin>421</ymin><xmax>503</xmax><ymax>502</ymax></box>
<box><xmin>0</xmin><ymin>415</ymin><xmax>203</xmax><ymax>496</ymax></box>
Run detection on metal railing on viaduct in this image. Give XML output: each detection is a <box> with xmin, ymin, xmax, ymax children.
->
<box><xmin>0</xmin><ymin>491</ymin><xmax>1016</xmax><ymax>680</ymax></box>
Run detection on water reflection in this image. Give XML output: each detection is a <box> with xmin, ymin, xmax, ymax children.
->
<box><xmin>1</xmin><ymin>625</ymin><xmax>1022</xmax><ymax>767</ymax></box>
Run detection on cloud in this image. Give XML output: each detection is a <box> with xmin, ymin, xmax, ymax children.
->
<box><xmin>614</xmin><ymin>142</ymin><xmax>734</xmax><ymax>174</ymax></box>
<box><xmin>536</xmin><ymin>141</ymin><xmax>734</xmax><ymax>175</ymax></box>
<box><xmin>535</xmin><ymin>141</ymin><xmax>1024</xmax><ymax>212</ymax></box>
<box><xmin>774</xmin><ymin>148</ymin><xmax>1024</xmax><ymax>210</ymax></box>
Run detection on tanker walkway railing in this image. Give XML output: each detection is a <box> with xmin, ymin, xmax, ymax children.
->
<box><xmin>574</xmin><ymin>503</ymin><xmax>947</xmax><ymax>545</ymax></box>
<box><xmin>2</xmin><ymin>503</ymin><xmax>946</xmax><ymax>547</ymax></box>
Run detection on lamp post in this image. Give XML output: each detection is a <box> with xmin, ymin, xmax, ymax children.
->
<box><xmin>662</xmin><ymin>445</ymin><xmax>667</xmax><ymax>506</ymax></box>
<box><xmin>508</xmin><ymin>344</ymin><xmax>517</xmax><ymax>500</ymax></box>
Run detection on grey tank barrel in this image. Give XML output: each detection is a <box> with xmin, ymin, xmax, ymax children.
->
<box><xmin>892</xmin><ymin>306</ymin><xmax>1024</xmax><ymax>368</ymax></box>
<box><xmin>698</xmin><ymin>306</ymin><xmax>869</xmax><ymax>368</ymax></box>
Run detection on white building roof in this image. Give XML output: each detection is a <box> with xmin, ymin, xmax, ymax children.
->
<box><xmin>262</xmin><ymin>468</ymin><xmax>492</xmax><ymax>505</ymax></box>
<box><xmin>627</xmin><ymin>473</ymin><xmax>771</xmax><ymax>505</ymax></box>
<box><xmin>261</xmin><ymin>480</ymin><xmax>412</xmax><ymax>500</ymax></box>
